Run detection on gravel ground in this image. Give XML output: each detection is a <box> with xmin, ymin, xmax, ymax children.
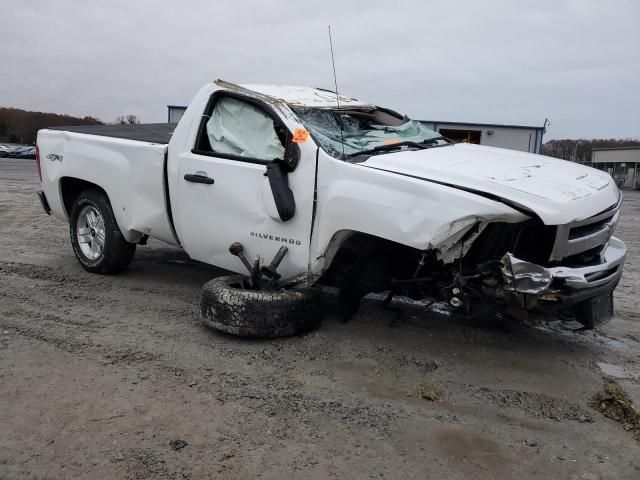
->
<box><xmin>1</xmin><ymin>158</ymin><xmax>639</xmax><ymax>479</ymax></box>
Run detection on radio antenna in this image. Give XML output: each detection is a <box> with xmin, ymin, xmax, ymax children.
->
<box><xmin>328</xmin><ymin>25</ymin><xmax>346</xmax><ymax>160</ymax></box>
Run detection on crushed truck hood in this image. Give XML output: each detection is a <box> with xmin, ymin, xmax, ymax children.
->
<box><xmin>362</xmin><ymin>143</ymin><xmax>619</xmax><ymax>225</ymax></box>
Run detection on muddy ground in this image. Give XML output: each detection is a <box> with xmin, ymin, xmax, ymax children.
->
<box><xmin>1</xmin><ymin>158</ymin><xmax>639</xmax><ymax>479</ymax></box>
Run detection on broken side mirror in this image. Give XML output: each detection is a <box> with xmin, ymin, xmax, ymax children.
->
<box><xmin>282</xmin><ymin>135</ymin><xmax>300</xmax><ymax>172</ymax></box>
<box><xmin>265</xmin><ymin>161</ymin><xmax>296</xmax><ymax>221</ymax></box>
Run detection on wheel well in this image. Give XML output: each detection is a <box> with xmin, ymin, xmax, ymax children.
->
<box><xmin>319</xmin><ymin>231</ymin><xmax>423</xmax><ymax>287</ymax></box>
<box><xmin>60</xmin><ymin>177</ymin><xmax>108</xmax><ymax>217</ymax></box>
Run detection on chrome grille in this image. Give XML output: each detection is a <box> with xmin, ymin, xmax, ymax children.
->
<box><xmin>550</xmin><ymin>199</ymin><xmax>621</xmax><ymax>262</ymax></box>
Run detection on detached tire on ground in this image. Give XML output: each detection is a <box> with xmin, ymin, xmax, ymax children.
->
<box><xmin>200</xmin><ymin>275</ymin><xmax>322</xmax><ymax>338</ymax></box>
<box><xmin>69</xmin><ymin>189</ymin><xmax>136</xmax><ymax>274</ymax></box>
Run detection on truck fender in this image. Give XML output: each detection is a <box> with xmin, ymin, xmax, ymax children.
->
<box><xmin>58</xmin><ymin>177</ymin><xmax>145</xmax><ymax>243</ymax></box>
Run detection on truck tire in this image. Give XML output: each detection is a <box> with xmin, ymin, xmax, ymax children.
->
<box><xmin>69</xmin><ymin>190</ymin><xmax>136</xmax><ymax>274</ymax></box>
<box><xmin>200</xmin><ymin>275</ymin><xmax>322</xmax><ymax>338</ymax></box>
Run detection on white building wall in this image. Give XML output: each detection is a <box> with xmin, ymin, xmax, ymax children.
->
<box><xmin>422</xmin><ymin>122</ymin><xmax>542</xmax><ymax>153</ymax></box>
<box><xmin>591</xmin><ymin>148</ymin><xmax>640</xmax><ymax>189</ymax></box>
<box><xmin>168</xmin><ymin>106</ymin><xmax>187</xmax><ymax>124</ymax></box>
<box><xmin>592</xmin><ymin>148</ymin><xmax>640</xmax><ymax>163</ymax></box>
<box><xmin>477</xmin><ymin>127</ymin><xmax>537</xmax><ymax>152</ymax></box>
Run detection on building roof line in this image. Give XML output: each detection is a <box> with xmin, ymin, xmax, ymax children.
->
<box><xmin>419</xmin><ymin>120</ymin><xmax>545</xmax><ymax>131</ymax></box>
<box><xmin>591</xmin><ymin>146</ymin><xmax>640</xmax><ymax>151</ymax></box>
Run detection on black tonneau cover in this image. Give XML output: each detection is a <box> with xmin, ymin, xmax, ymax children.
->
<box><xmin>48</xmin><ymin>123</ymin><xmax>178</xmax><ymax>144</ymax></box>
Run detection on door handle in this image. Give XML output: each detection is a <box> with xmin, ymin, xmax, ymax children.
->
<box><xmin>184</xmin><ymin>173</ymin><xmax>214</xmax><ymax>185</ymax></box>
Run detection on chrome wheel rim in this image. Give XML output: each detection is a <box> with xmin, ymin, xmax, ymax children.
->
<box><xmin>76</xmin><ymin>206</ymin><xmax>105</xmax><ymax>260</ymax></box>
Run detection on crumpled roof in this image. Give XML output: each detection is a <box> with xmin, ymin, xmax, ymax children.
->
<box><xmin>215</xmin><ymin>79</ymin><xmax>374</xmax><ymax>109</ymax></box>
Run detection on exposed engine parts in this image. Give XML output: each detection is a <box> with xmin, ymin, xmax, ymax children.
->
<box><xmin>318</xmin><ymin>209</ymin><xmax>624</xmax><ymax>329</ymax></box>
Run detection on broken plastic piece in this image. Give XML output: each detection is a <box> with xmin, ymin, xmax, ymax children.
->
<box><xmin>292</xmin><ymin>128</ymin><xmax>310</xmax><ymax>143</ymax></box>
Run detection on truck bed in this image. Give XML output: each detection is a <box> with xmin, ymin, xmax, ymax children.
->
<box><xmin>49</xmin><ymin>123</ymin><xmax>178</xmax><ymax>144</ymax></box>
<box><xmin>38</xmin><ymin>124</ymin><xmax>178</xmax><ymax>246</ymax></box>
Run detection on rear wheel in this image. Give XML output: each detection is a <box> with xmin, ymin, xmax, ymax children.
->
<box><xmin>69</xmin><ymin>190</ymin><xmax>136</xmax><ymax>274</ymax></box>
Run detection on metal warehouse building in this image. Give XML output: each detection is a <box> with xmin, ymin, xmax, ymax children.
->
<box><xmin>167</xmin><ymin>105</ymin><xmax>545</xmax><ymax>154</ymax></box>
<box><xmin>167</xmin><ymin>105</ymin><xmax>188</xmax><ymax>124</ymax></box>
<box><xmin>591</xmin><ymin>147</ymin><xmax>640</xmax><ymax>189</ymax></box>
<box><xmin>420</xmin><ymin>120</ymin><xmax>545</xmax><ymax>154</ymax></box>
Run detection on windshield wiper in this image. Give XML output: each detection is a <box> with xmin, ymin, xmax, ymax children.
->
<box><xmin>346</xmin><ymin>137</ymin><xmax>446</xmax><ymax>159</ymax></box>
<box><xmin>421</xmin><ymin>136</ymin><xmax>446</xmax><ymax>145</ymax></box>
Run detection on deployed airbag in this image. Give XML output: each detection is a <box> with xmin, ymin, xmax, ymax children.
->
<box><xmin>207</xmin><ymin>97</ymin><xmax>285</xmax><ymax>161</ymax></box>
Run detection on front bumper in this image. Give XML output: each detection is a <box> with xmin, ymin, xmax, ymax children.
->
<box><xmin>501</xmin><ymin>237</ymin><xmax>626</xmax><ymax>326</ymax></box>
<box><xmin>502</xmin><ymin>237</ymin><xmax>626</xmax><ymax>295</ymax></box>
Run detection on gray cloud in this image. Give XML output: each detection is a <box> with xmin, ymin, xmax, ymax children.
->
<box><xmin>1</xmin><ymin>0</ymin><xmax>638</xmax><ymax>139</ymax></box>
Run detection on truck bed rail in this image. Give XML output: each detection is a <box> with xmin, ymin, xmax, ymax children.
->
<box><xmin>48</xmin><ymin>123</ymin><xmax>177</xmax><ymax>144</ymax></box>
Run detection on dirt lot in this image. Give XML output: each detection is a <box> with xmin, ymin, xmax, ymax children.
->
<box><xmin>1</xmin><ymin>158</ymin><xmax>639</xmax><ymax>479</ymax></box>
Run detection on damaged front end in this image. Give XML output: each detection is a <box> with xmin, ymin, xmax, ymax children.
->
<box><xmin>321</xmin><ymin>197</ymin><xmax>625</xmax><ymax>329</ymax></box>
<box><xmin>498</xmin><ymin>238</ymin><xmax>625</xmax><ymax>328</ymax></box>
<box><xmin>456</xmin><ymin>200</ymin><xmax>626</xmax><ymax>328</ymax></box>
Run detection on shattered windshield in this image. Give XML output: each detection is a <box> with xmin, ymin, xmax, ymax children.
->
<box><xmin>291</xmin><ymin>106</ymin><xmax>443</xmax><ymax>161</ymax></box>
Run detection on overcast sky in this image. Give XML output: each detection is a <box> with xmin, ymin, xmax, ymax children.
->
<box><xmin>1</xmin><ymin>0</ymin><xmax>638</xmax><ymax>139</ymax></box>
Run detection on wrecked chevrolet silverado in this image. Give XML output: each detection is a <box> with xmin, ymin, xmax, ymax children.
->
<box><xmin>36</xmin><ymin>80</ymin><xmax>626</xmax><ymax>337</ymax></box>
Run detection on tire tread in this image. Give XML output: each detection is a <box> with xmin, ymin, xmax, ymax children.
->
<box><xmin>200</xmin><ymin>275</ymin><xmax>322</xmax><ymax>338</ymax></box>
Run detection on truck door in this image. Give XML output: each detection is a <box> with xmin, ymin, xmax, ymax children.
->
<box><xmin>173</xmin><ymin>92</ymin><xmax>317</xmax><ymax>280</ymax></box>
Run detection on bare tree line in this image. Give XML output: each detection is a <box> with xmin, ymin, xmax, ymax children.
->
<box><xmin>115</xmin><ymin>115</ymin><xmax>140</xmax><ymax>125</ymax></box>
<box><xmin>542</xmin><ymin>138</ymin><xmax>640</xmax><ymax>163</ymax></box>
<box><xmin>0</xmin><ymin>108</ymin><xmax>141</xmax><ymax>144</ymax></box>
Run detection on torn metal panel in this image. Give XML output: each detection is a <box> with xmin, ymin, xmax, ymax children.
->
<box><xmin>214</xmin><ymin>79</ymin><xmax>373</xmax><ymax>113</ymax></box>
<box><xmin>430</xmin><ymin>218</ymin><xmax>487</xmax><ymax>264</ymax></box>
<box><xmin>501</xmin><ymin>253</ymin><xmax>553</xmax><ymax>294</ymax></box>
<box><xmin>429</xmin><ymin>211</ymin><xmax>526</xmax><ymax>264</ymax></box>
<box><xmin>214</xmin><ymin>79</ymin><xmax>296</xmax><ymax>120</ymax></box>
<box><xmin>501</xmin><ymin>237</ymin><xmax>626</xmax><ymax>294</ymax></box>
<box><xmin>239</xmin><ymin>83</ymin><xmax>372</xmax><ymax>108</ymax></box>
<box><xmin>215</xmin><ymin>79</ymin><xmax>281</xmax><ymax>105</ymax></box>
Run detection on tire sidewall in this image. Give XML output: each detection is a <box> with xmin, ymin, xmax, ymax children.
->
<box><xmin>69</xmin><ymin>192</ymin><xmax>115</xmax><ymax>270</ymax></box>
<box><xmin>201</xmin><ymin>275</ymin><xmax>322</xmax><ymax>338</ymax></box>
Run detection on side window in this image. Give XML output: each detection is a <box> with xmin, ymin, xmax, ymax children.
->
<box><xmin>197</xmin><ymin>96</ymin><xmax>286</xmax><ymax>162</ymax></box>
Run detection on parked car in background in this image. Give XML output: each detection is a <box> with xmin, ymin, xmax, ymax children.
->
<box><xmin>6</xmin><ymin>146</ymin><xmax>27</xmax><ymax>158</ymax></box>
<box><xmin>16</xmin><ymin>146</ymin><xmax>36</xmax><ymax>159</ymax></box>
<box><xmin>6</xmin><ymin>146</ymin><xmax>36</xmax><ymax>159</ymax></box>
<box><xmin>0</xmin><ymin>145</ymin><xmax>11</xmax><ymax>158</ymax></box>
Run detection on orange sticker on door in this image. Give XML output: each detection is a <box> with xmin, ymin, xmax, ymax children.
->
<box><xmin>292</xmin><ymin>128</ymin><xmax>310</xmax><ymax>143</ymax></box>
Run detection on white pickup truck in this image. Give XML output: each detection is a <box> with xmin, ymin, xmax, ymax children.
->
<box><xmin>36</xmin><ymin>79</ymin><xmax>626</xmax><ymax>337</ymax></box>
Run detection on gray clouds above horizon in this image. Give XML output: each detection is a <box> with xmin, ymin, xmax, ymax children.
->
<box><xmin>1</xmin><ymin>0</ymin><xmax>638</xmax><ymax>139</ymax></box>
